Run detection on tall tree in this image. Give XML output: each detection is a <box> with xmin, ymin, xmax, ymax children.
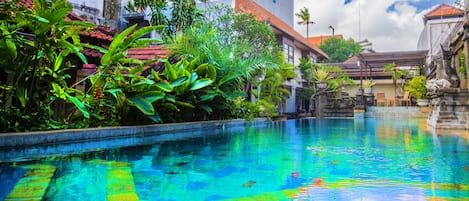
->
<box><xmin>169</xmin><ymin>5</ymin><xmax>292</xmax><ymax>119</ymax></box>
<box><xmin>133</xmin><ymin>0</ymin><xmax>202</xmax><ymax>38</ymax></box>
<box><xmin>319</xmin><ymin>37</ymin><xmax>362</xmax><ymax>63</ymax></box>
<box><xmin>295</xmin><ymin>7</ymin><xmax>314</xmax><ymax>38</ymax></box>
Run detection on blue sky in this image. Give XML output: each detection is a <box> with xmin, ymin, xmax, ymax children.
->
<box><xmin>295</xmin><ymin>0</ymin><xmax>464</xmax><ymax>51</ymax></box>
<box><xmin>410</xmin><ymin>0</ymin><xmax>458</xmax><ymax>12</ymax></box>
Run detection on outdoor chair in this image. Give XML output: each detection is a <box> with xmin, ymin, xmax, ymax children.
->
<box><xmin>375</xmin><ymin>92</ymin><xmax>387</xmax><ymax>106</ymax></box>
<box><xmin>397</xmin><ymin>91</ymin><xmax>411</xmax><ymax>106</ymax></box>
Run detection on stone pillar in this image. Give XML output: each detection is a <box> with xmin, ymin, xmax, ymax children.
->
<box><xmin>465</xmin><ymin>0</ymin><xmax>469</xmax><ymax>89</ymax></box>
<box><xmin>315</xmin><ymin>91</ymin><xmax>328</xmax><ymax>118</ymax></box>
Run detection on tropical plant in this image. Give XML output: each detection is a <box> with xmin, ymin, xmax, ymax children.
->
<box><xmin>319</xmin><ymin>37</ymin><xmax>362</xmax><ymax>63</ymax></box>
<box><xmin>459</xmin><ymin>52</ymin><xmax>467</xmax><ymax>79</ymax></box>
<box><xmin>71</xmin><ymin>24</ymin><xmax>166</xmax><ymax>126</ymax></box>
<box><xmin>384</xmin><ymin>62</ymin><xmax>409</xmax><ymax>98</ymax></box>
<box><xmin>313</xmin><ymin>68</ymin><xmax>331</xmax><ymax>82</ymax></box>
<box><xmin>75</xmin><ymin>24</ymin><xmax>221</xmax><ymax>125</ymax></box>
<box><xmin>0</xmin><ymin>0</ymin><xmax>95</xmax><ymax>132</ymax></box>
<box><xmin>302</xmin><ymin>63</ymin><xmax>355</xmax><ymax>97</ymax></box>
<box><xmin>169</xmin><ymin>5</ymin><xmax>284</xmax><ymax>120</ymax></box>
<box><xmin>404</xmin><ymin>75</ymin><xmax>427</xmax><ymax>99</ymax></box>
<box><xmin>133</xmin><ymin>0</ymin><xmax>202</xmax><ymax>38</ymax></box>
<box><xmin>259</xmin><ymin>57</ymin><xmax>296</xmax><ymax>107</ymax></box>
<box><xmin>295</xmin><ymin>6</ymin><xmax>314</xmax><ymax>38</ymax></box>
<box><xmin>362</xmin><ymin>80</ymin><xmax>375</xmax><ymax>88</ymax></box>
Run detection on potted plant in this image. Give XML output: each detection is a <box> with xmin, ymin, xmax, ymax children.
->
<box><xmin>404</xmin><ymin>75</ymin><xmax>428</xmax><ymax>106</ymax></box>
<box><xmin>313</xmin><ymin>68</ymin><xmax>330</xmax><ymax>89</ymax></box>
<box><xmin>362</xmin><ymin>80</ymin><xmax>375</xmax><ymax>94</ymax></box>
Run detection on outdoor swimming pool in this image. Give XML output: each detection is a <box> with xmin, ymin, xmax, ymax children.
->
<box><xmin>0</xmin><ymin>118</ymin><xmax>468</xmax><ymax>200</ymax></box>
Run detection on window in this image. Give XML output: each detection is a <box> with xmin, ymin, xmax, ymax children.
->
<box><xmin>283</xmin><ymin>44</ymin><xmax>294</xmax><ymax>63</ymax></box>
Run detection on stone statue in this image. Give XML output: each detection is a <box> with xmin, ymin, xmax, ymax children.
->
<box><xmin>438</xmin><ymin>45</ymin><xmax>460</xmax><ymax>88</ymax></box>
<box><xmin>427</xmin><ymin>45</ymin><xmax>460</xmax><ymax>93</ymax></box>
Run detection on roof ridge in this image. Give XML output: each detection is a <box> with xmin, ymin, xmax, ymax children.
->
<box><xmin>424</xmin><ymin>3</ymin><xmax>464</xmax><ymax>19</ymax></box>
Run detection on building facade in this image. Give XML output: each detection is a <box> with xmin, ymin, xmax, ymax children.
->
<box><xmin>417</xmin><ymin>4</ymin><xmax>464</xmax><ymax>64</ymax></box>
<box><xmin>66</xmin><ymin>0</ymin><xmax>328</xmax><ymax>114</ymax></box>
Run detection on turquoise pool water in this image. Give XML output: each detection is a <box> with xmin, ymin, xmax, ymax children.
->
<box><xmin>0</xmin><ymin>118</ymin><xmax>468</xmax><ymax>200</ymax></box>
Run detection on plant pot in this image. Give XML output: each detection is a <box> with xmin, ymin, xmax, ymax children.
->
<box><xmin>416</xmin><ymin>99</ymin><xmax>429</xmax><ymax>106</ymax></box>
<box><xmin>315</xmin><ymin>82</ymin><xmax>327</xmax><ymax>90</ymax></box>
<box><xmin>364</xmin><ymin>87</ymin><xmax>372</xmax><ymax>94</ymax></box>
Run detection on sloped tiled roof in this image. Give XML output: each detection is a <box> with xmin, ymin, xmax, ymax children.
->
<box><xmin>82</xmin><ymin>45</ymin><xmax>169</xmax><ymax>72</ymax></box>
<box><xmin>128</xmin><ymin>45</ymin><xmax>169</xmax><ymax>61</ymax></box>
<box><xmin>235</xmin><ymin>0</ymin><xmax>328</xmax><ymax>60</ymax></box>
<box><xmin>12</xmin><ymin>0</ymin><xmax>114</xmax><ymax>42</ymax></box>
<box><xmin>308</xmin><ymin>35</ymin><xmax>344</xmax><ymax>47</ymax></box>
<box><xmin>424</xmin><ymin>4</ymin><xmax>464</xmax><ymax>22</ymax></box>
<box><xmin>67</xmin><ymin>13</ymin><xmax>115</xmax><ymax>42</ymax></box>
<box><xmin>330</xmin><ymin>50</ymin><xmax>428</xmax><ymax>79</ymax></box>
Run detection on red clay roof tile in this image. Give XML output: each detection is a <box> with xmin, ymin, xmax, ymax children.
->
<box><xmin>424</xmin><ymin>4</ymin><xmax>464</xmax><ymax>20</ymax></box>
<box><xmin>235</xmin><ymin>0</ymin><xmax>328</xmax><ymax>59</ymax></box>
<box><xmin>307</xmin><ymin>35</ymin><xmax>344</xmax><ymax>47</ymax></box>
<box><xmin>127</xmin><ymin>45</ymin><xmax>170</xmax><ymax>61</ymax></box>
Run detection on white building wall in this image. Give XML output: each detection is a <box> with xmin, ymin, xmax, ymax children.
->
<box><xmin>69</xmin><ymin>0</ymin><xmax>104</xmax><ymax>17</ymax></box>
<box><xmin>417</xmin><ymin>27</ymin><xmax>428</xmax><ymax>50</ymax></box>
<box><xmin>419</xmin><ymin>18</ymin><xmax>463</xmax><ymax>64</ymax></box>
<box><xmin>284</xmin><ymin>80</ymin><xmax>297</xmax><ymax>113</ymax></box>
<box><xmin>253</xmin><ymin>0</ymin><xmax>293</xmax><ymax>27</ymax></box>
<box><xmin>196</xmin><ymin>0</ymin><xmax>234</xmax><ymax>9</ymax></box>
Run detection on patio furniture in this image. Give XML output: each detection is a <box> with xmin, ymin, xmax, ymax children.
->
<box><xmin>375</xmin><ymin>93</ymin><xmax>387</xmax><ymax>106</ymax></box>
<box><xmin>397</xmin><ymin>91</ymin><xmax>411</xmax><ymax>106</ymax></box>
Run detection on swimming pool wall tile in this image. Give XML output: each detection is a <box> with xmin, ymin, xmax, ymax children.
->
<box><xmin>0</xmin><ymin>119</ymin><xmax>269</xmax><ymax>149</ymax></box>
<box><xmin>365</xmin><ymin>106</ymin><xmax>427</xmax><ymax>118</ymax></box>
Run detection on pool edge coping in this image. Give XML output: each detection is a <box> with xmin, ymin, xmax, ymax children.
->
<box><xmin>0</xmin><ymin>118</ymin><xmax>271</xmax><ymax>148</ymax></box>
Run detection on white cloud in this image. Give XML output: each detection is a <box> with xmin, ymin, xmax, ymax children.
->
<box><xmin>294</xmin><ymin>0</ymin><xmax>457</xmax><ymax>52</ymax></box>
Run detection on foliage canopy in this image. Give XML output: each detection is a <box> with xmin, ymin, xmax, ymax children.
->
<box><xmin>319</xmin><ymin>38</ymin><xmax>362</xmax><ymax>63</ymax></box>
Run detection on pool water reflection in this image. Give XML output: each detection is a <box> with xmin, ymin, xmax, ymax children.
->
<box><xmin>0</xmin><ymin>118</ymin><xmax>468</xmax><ymax>200</ymax></box>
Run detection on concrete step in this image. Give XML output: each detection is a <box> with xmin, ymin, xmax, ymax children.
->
<box><xmin>434</xmin><ymin>123</ymin><xmax>467</xmax><ymax>129</ymax></box>
<box><xmin>4</xmin><ymin>165</ymin><xmax>56</xmax><ymax>201</ymax></box>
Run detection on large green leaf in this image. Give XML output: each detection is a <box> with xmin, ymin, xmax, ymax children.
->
<box><xmin>155</xmin><ymin>81</ymin><xmax>173</xmax><ymax>92</ymax></box>
<box><xmin>66</xmin><ymin>94</ymin><xmax>90</xmax><ymax>118</ymax></box>
<box><xmin>109</xmin><ymin>24</ymin><xmax>137</xmax><ymax>52</ymax></box>
<box><xmin>162</xmin><ymin>103</ymin><xmax>179</xmax><ymax>111</ymax></box>
<box><xmin>189</xmin><ymin>78</ymin><xmax>213</xmax><ymax>90</ymax></box>
<box><xmin>106</xmin><ymin>88</ymin><xmax>123</xmax><ymax>99</ymax></box>
<box><xmin>218</xmin><ymin>71</ymin><xmax>240</xmax><ymax>87</ymax></box>
<box><xmin>59</xmin><ymin>40</ymin><xmax>87</xmax><ymax>64</ymax></box>
<box><xmin>128</xmin><ymin>90</ymin><xmax>164</xmax><ymax>116</ymax></box>
<box><xmin>121</xmin><ymin>58</ymin><xmax>144</xmax><ymax>68</ymax></box>
<box><xmin>51</xmin><ymin>82</ymin><xmax>66</xmax><ymax>99</ymax></box>
<box><xmin>170</xmin><ymin>76</ymin><xmax>188</xmax><ymax>87</ymax></box>
<box><xmin>124</xmin><ymin>25</ymin><xmax>165</xmax><ymax>47</ymax></box>
<box><xmin>165</xmin><ymin>94</ymin><xmax>176</xmax><ymax>102</ymax></box>
<box><xmin>189</xmin><ymin>72</ymin><xmax>198</xmax><ymax>84</ymax></box>
<box><xmin>164</xmin><ymin>61</ymin><xmax>177</xmax><ymax>80</ymax></box>
<box><xmin>199</xmin><ymin>104</ymin><xmax>213</xmax><ymax>113</ymax></box>
<box><xmin>200</xmin><ymin>93</ymin><xmax>218</xmax><ymax>101</ymax></box>
<box><xmin>16</xmin><ymin>83</ymin><xmax>27</xmax><ymax>107</ymax></box>
<box><xmin>175</xmin><ymin>101</ymin><xmax>195</xmax><ymax>108</ymax></box>
<box><xmin>137</xmin><ymin>91</ymin><xmax>165</xmax><ymax>103</ymax></box>
<box><xmin>110</xmin><ymin>52</ymin><xmax>126</xmax><ymax>64</ymax></box>
<box><xmin>148</xmin><ymin>112</ymin><xmax>161</xmax><ymax>123</ymax></box>
<box><xmin>128</xmin><ymin>97</ymin><xmax>155</xmax><ymax>115</ymax></box>
<box><xmin>54</xmin><ymin>50</ymin><xmax>71</xmax><ymax>71</ymax></box>
<box><xmin>83</xmin><ymin>43</ymin><xmax>107</xmax><ymax>54</ymax></box>
<box><xmin>195</xmin><ymin>63</ymin><xmax>216</xmax><ymax>81</ymax></box>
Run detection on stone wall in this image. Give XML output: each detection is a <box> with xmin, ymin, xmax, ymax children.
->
<box><xmin>315</xmin><ymin>92</ymin><xmax>355</xmax><ymax>118</ymax></box>
<box><xmin>427</xmin><ymin>88</ymin><xmax>469</xmax><ymax>129</ymax></box>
